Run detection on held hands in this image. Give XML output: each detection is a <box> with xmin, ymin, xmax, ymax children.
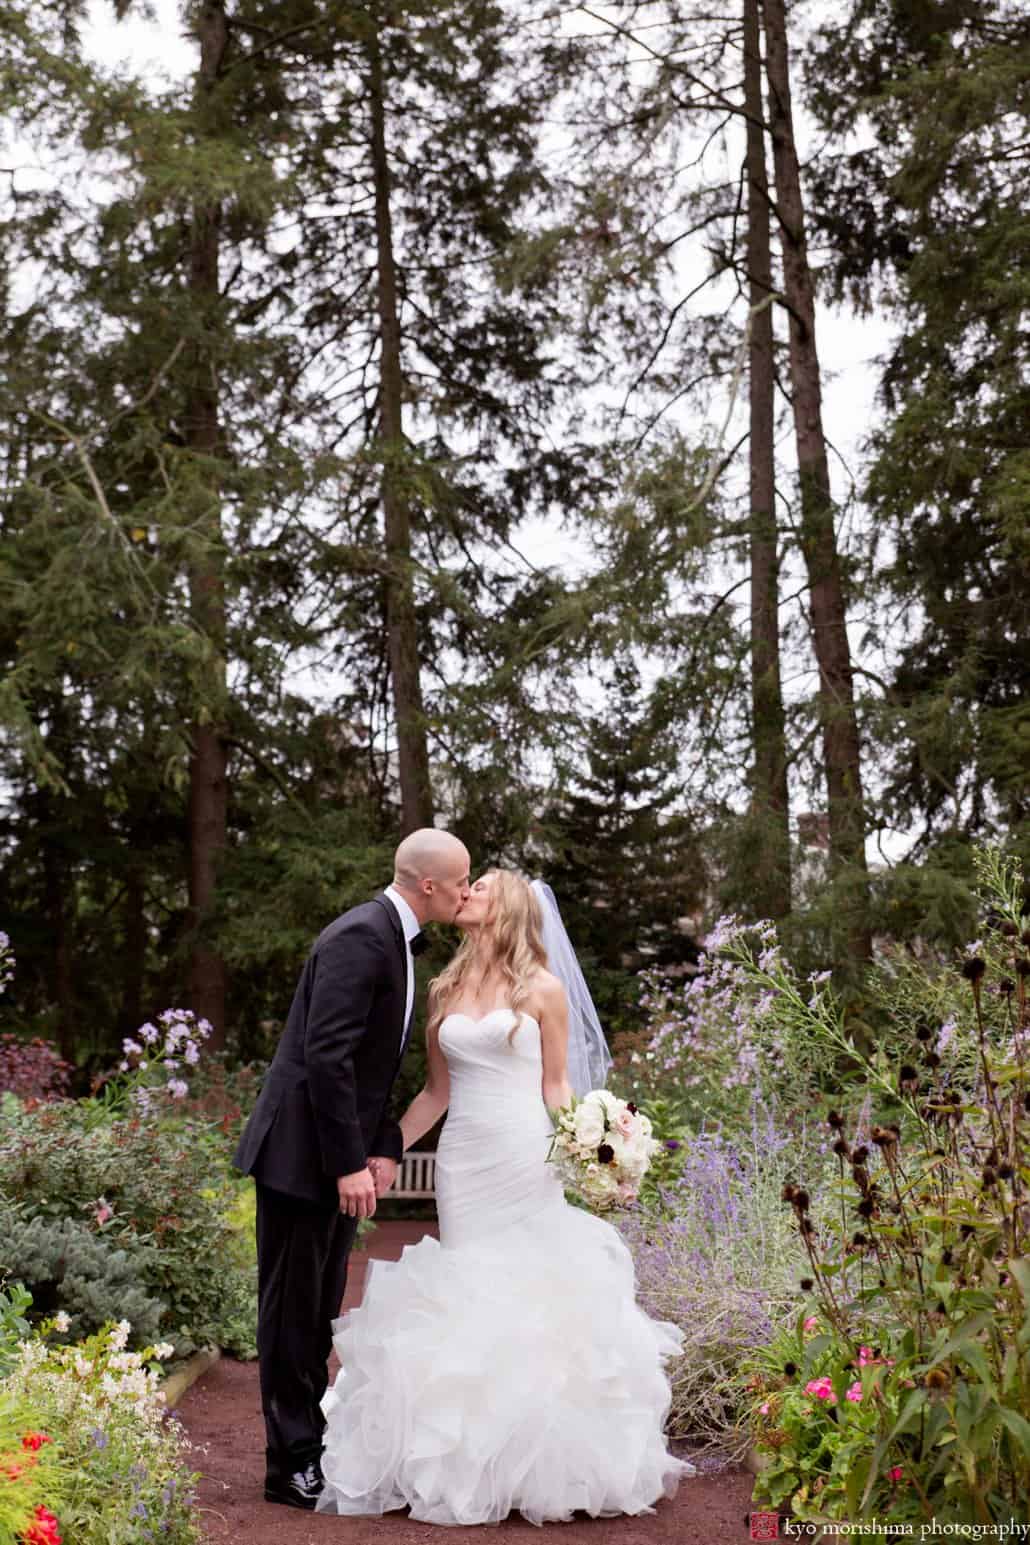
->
<box><xmin>336</xmin><ymin>1167</ymin><xmax>378</xmax><ymax>1219</ymax></box>
<box><xmin>368</xmin><ymin>1156</ymin><xmax>398</xmax><ymax>1197</ymax></box>
<box><xmin>336</xmin><ymin>1158</ymin><xmax>399</xmax><ymax>1217</ymax></box>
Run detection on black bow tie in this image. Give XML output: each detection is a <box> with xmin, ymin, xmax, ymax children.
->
<box><xmin>409</xmin><ymin>930</ymin><xmax>428</xmax><ymax>958</ymax></box>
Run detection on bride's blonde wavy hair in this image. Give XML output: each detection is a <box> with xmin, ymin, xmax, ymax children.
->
<box><xmin>427</xmin><ymin>869</ymin><xmax>547</xmax><ymax>1044</ymax></box>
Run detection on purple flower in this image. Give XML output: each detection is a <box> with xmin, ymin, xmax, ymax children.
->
<box><xmin>664</xmin><ymin>1139</ymin><xmax>681</xmax><ymax>1152</ymax></box>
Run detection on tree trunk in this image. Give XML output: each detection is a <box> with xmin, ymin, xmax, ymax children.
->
<box><xmin>368</xmin><ymin>25</ymin><xmax>434</xmax><ymax>834</ymax></box>
<box><xmin>744</xmin><ymin>0</ymin><xmax>791</xmax><ymax>921</ymax></box>
<box><xmin>118</xmin><ymin>858</ymin><xmax>146</xmax><ymax>1043</ymax></box>
<box><xmin>761</xmin><ymin>0</ymin><xmax>870</xmax><ymax>959</ymax></box>
<box><xmin>42</xmin><ymin>826</ymin><xmax>75</xmax><ymax>1065</ymax></box>
<box><xmin>185</xmin><ymin>2</ymin><xmax>230</xmax><ymax>1045</ymax></box>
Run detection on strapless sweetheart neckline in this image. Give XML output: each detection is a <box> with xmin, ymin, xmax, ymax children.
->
<box><xmin>441</xmin><ymin>1007</ymin><xmax>541</xmax><ymax>1031</ymax></box>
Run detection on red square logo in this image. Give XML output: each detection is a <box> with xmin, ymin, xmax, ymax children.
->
<box><xmin>749</xmin><ymin>1514</ymin><xmax>780</xmax><ymax>1541</ymax></box>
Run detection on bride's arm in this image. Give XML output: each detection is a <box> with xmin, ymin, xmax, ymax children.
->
<box><xmin>538</xmin><ymin>976</ymin><xmax>574</xmax><ymax>1113</ymax></box>
<box><xmin>399</xmin><ymin>1017</ymin><xmax>450</xmax><ymax>1151</ymax></box>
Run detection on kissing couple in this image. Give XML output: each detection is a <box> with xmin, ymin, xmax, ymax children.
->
<box><xmin>234</xmin><ymin>827</ymin><xmax>693</xmax><ymax>1527</ymax></box>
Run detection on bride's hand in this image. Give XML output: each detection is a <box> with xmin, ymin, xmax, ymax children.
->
<box><xmin>368</xmin><ymin>1156</ymin><xmax>398</xmax><ymax>1197</ymax></box>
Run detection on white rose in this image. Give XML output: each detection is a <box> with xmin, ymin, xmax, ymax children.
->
<box><xmin>573</xmin><ymin>1102</ymin><xmax>606</xmax><ymax>1146</ymax></box>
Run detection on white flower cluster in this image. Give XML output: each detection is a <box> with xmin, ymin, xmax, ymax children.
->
<box><xmin>549</xmin><ymin>1088</ymin><xmax>660</xmax><ymax>1210</ymax></box>
<box><xmin>10</xmin><ymin>1319</ymin><xmax>172</xmax><ymax>1435</ymax></box>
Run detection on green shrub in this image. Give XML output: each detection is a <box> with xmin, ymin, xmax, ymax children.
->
<box><xmin>0</xmin><ymin>1102</ymin><xmax>256</xmax><ymax>1357</ymax></box>
<box><xmin>741</xmin><ymin>847</ymin><xmax>1030</xmax><ymax>1525</ymax></box>
<box><xmin>0</xmin><ymin>1202</ymin><xmax>166</xmax><ymax>1347</ymax></box>
<box><xmin>615</xmin><ymin>1102</ymin><xmax>819</xmax><ymax>1455</ymax></box>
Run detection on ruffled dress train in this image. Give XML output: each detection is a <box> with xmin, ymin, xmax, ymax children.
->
<box><xmin>317</xmin><ymin>1009</ymin><xmax>692</xmax><ymax>1527</ymax></box>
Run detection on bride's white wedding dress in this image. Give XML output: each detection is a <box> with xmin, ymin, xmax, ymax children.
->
<box><xmin>316</xmin><ymin>1008</ymin><xmax>693</xmax><ymax>1527</ymax></box>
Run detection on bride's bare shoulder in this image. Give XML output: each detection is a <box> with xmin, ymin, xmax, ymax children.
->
<box><xmin>528</xmin><ymin>969</ymin><xmax>566</xmax><ymax>1014</ymax></box>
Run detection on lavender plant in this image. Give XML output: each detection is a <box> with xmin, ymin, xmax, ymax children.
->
<box><xmin>742</xmin><ymin>848</ymin><xmax>1030</xmax><ymax>1526</ymax></box>
<box><xmin>616</xmin><ymin>1098</ymin><xmax>823</xmax><ymax>1456</ymax></box>
<box><xmin>612</xmin><ymin>918</ymin><xmax>837</xmax><ymax>1133</ymax></box>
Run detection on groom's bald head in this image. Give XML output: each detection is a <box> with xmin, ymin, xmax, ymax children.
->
<box><xmin>393</xmin><ymin>828</ymin><xmax>471</xmax><ymax>924</ymax></box>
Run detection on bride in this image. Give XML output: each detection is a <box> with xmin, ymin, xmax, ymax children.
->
<box><xmin>316</xmin><ymin>869</ymin><xmax>693</xmax><ymax>1527</ymax></box>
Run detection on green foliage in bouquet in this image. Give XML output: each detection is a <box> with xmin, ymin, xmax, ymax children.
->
<box><xmin>742</xmin><ymin>848</ymin><xmax>1030</xmax><ymax>1525</ymax></box>
<box><xmin>0</xmin><ymin>1102</ymin><xmax>256</xmax><ymax>1357</ymax></box>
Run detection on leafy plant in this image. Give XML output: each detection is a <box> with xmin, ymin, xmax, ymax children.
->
<box><xmin>0</xmin><ymin>1038</ymin><xmax>72</xmax><ymax>1104</ymax></box>
<box><xmin>3</xmin><ymin>1321</ymin><xmax>200</xmax><ymax>1544</ymax></box>
<box><xmin>0</xmin><ymin>1102</ymin><xmax>256</xmax><ymax>1357</ymax></box>
<box><xmin>743</xmin><ymin>848</ymin><xmax>1030</xmax><ymax>1524</ymax></box>
<box><xmin>0</xmin><ymin>1283</ymin><xmax>32</xmax><ymax>1380</ymax></box>
<box><xmin>616</xmin><ymin>1098</ymin><xmax>815</xmax><ymax>1455</ymax></box>
<box><xmin>611</xmin><ymin>918</ymin><xmax>839</xmax><ymax>1134</ymax></box>
<box><xmin>0</xmin><ymin>1202</ymin><xmax>166</xmax><ymax>1347</ymax></box>
<box><xmin>0</xmin><ymin>1390</ymin><xmax>65</xmax><ymax>1545</ymax></box>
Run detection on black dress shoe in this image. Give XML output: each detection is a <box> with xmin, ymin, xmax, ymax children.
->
<box><xmin>264</xmin><ymin>1461</ymin><xmax>324</xmax><ymax>1510</ymax></box>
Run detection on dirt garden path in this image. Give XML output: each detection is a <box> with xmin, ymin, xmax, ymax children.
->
<box><xmin>178</xmin><ymin>1221</ymin><xmax>758</xmax><ymax>1545</ymax></box>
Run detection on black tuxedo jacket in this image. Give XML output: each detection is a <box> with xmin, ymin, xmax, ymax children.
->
<box><xmin>233</xmin><ymin>894</ymin><xmax>410</xmax><ymax>1205</ymax></box>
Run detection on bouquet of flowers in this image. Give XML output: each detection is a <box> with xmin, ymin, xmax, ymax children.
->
<box><xmin>547</xmin><ymin>1089</ymin><xmax>660</xmax><ymax>1210</ymax></box>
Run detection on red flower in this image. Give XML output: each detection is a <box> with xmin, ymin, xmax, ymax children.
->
<box><xmin>21</xmin><ymin>1434</ymin><xmax>51</xmax><ymax>1452</ymax></box>
<box><xmin>21</xmin><ymin>1506</ymin><xmax>62</xmax><ymax>1545</ymax></box>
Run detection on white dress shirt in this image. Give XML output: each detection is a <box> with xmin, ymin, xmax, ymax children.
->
<box><xmin>383</xmin><ymin>884</ymin><xmax>420</xmax><ymax>1038</ymax></box>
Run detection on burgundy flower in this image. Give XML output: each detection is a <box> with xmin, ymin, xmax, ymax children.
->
<box><xmin>597</xmin><ymin>1143</ymin><xmax>615</xmax><ymax>1164</ymax></box>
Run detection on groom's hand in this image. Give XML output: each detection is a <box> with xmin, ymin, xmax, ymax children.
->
<box><xmin>337</xmin><ymin>1167</ymin><xmax>377</xmax><ymax>1219</ymax></box>
<box><xmin>368</xmin><ymin>1156</ymin><xmax>398</xmax><ymax>1197</ymax></box>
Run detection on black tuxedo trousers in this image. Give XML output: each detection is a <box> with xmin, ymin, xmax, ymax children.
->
<box><xmin>254</xmin><ymin>1184</ymin><xmax>357</xmax><ymax>1468</ymax></box>
<box><xmin>233</xmin><ymin>895</ymin><xmax>411</xmax><ymax>1471</ymax></box>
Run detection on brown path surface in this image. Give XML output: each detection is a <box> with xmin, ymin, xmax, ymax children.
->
<box><xmin>178</xmin><ymin>1221</ymin><xmax>757</xmax><ymax>1545</ymax></box>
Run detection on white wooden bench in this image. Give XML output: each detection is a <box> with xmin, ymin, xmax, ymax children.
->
<box><xmin>391</xmin><ymin>1150</ymin><xmax>437</xmax><ymax>1199</ymax></box>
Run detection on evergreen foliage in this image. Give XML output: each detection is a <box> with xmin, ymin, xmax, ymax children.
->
<box><xmin>805</xmin><ymin>0</ymin><xmax>1030</xmax><ymax>871</ymax></box>
<box><xmin>0</xmin><ymin>1204</ymin><xmax>166</xmax><ymax>1346</ymax></box>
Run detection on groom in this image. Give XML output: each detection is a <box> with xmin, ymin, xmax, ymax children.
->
<box><xmin>234</xmin><ymin>828</ymin><xmax>471</xmax><ymax>1510</ymax></box>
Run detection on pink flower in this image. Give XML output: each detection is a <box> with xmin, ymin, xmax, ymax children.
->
<box><xmin>759</xmin><ymin>1400</ymin><xmax>770</xmax><ymax>1415</ymax></box>
<box><xmin>804</xmin><ymin>1376</ymin><xmax>836</xmax><ymax>1403</ymax></box>
<box><xmin>888</xmin><ymin>1465</ymin><xmax>904</xmax><ymax>1482</ymax></box>
<box><xmin>94</xmin><ymin>1201</ymin><xmax>112</xmax><ymax>1225</ymax></box>
<box><xmin>803</xmin><ymin>1316</ymin><xmax>819</xmax><ymax>1332</ymax></box>
<box><xmin>858</xmin><ymin>1345</ymin><xmax>874</xmax><ymax>1365</ymax></box>
<box><xmin>845</xmin><ymin>1381</ymin><xmax>863</xmax><ymax>1402</ymax></box>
